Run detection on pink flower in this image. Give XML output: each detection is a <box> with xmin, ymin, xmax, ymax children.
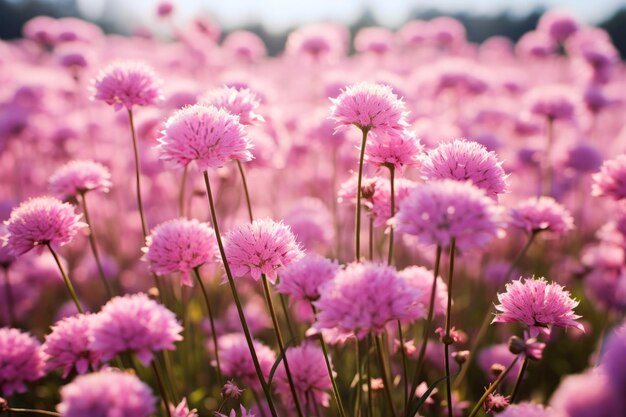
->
<box><xmin>509</xmin><ymin>197</ymin><xmax>574</xmax><ymax>235</ymax></box>
<box><xmin>143</xmin><ymin>218</ymin><xmax>218</xmax><ymax>287</ymax></box>
<box><xmin>3</xmin><ymin>197</ymin><xmax>87</xmax><ymax>256</ymax></box>
<box><xmin>354</xmin><ymin>27</ymin><xmax>394</xmax><ymax>55</ymax></box>
<box><xmin>497</xmin><ymin>403</ymin><xmax>554</xmax><ymax>417</ymax></box>
<box><xmin>329</xmin><ymin>82</ymin><xmax>408</xmax><ymax>133</ymax></box>
<box><xmin>286</xmin><ymin>23</ymin><xmax>347</xmax><ymax>61</ymax></box>
<box><xmin>283</xmin><ymin>198</ymin><xmax>333</xmax><ymax>251</ymax></box>
<box><xmin>198</xmin><ymin>87</ymin><xmax>264</xmax><ymax>125</ymax></box>
<box><xmin>592</xmin><ymin>155</ymin><xmax>626</xmax><ymax>200</ymax></box>
<box><xmin>90</xmin><ymin>293</ymin><xmax>183</xmax><ymax>365</ymax></box>
<box><xmin>217</xmin><ymin>333</ymin><xmax>275</xmax><ymax>390</ymax></box>
<box><xmin>222</xmin><ymin>218</ymin><xmax>304</xmax><ymax>283</ymax></box>
<box><xmin>216</xmin><ymin>405</ymin><xmax>256</xmax><ymax>417</ymax></box>
<box><xmin>0</xmin><ymin>328</ymin><xmax>45</xmax><ymax>397</ymax></box>
<box><xmin>43</xmin><ymin>314</ymin><xmax>100</xmax><ymax>378</ymax></box>
<box><xmin>399</xmin><ymin>266</ymin><xmax>448</xmax><ymax>316</ymax></box>
<box><xmin>278</xmin><ymin>254</ymin><xmax>339</xmax><ymax>302</ymax></box>
<box><xmin>601</xmin><ymin>321</ymin><xmax>626</xmax><ymax>391</ymax></box>
<box><xmin>524</xmin><ymin>85</ymin><xmax>580</xmax><ymax>122</ymax></box>
<box><xmin>221</xmin><ymin>380</ymin><xmax>244</xmax><ymax>399</ymax></box>
<box><xmin>538</xmin><ymin>10</ymin><xmax>579</xmax><ymax>42</ymax></box>
<box><xmin>157</xmin><ymin>104</ymin><xmax>253</xmax><ymax>170</ymax></box>
<box><xmin>365</xmin><ymin>129</ymin><xmax>423</xmax><ymax>171</ymax></box>
<box><xmin>395</xmin><ymin>179</ymin><xmax>504</xmax><ymax>251</ymax></box>
<box><xmin>48</xmin><ymin>160</ymin><xmax>112</xmax><ymax>199</ymax></box>
<box><xmin>312</xmin><ymin>262</ymin><xmax>422</xmax><ymax>340</ymax></box>
<box><xmin>371</xmin><ymin>178</ymin><xmax>417</xmax><ymax>228</ymax></box>
<box><xmin>550</xmin><ymin>370</ymin><xmax>624</xmax><ymax>417</ymax></box>
<box><xmin>420</xmin><ymin>139</ymin><xmax>508</xmax><ymax>199</ymax></box>
<box><xmin>57</xmin><ymin>370</ymin><xmax>156</xmax><ymax>417</ymax></box>
<box><xmin>492</xmin><ymin>277</ymin><xmax>584</xmax><ymax>337</ymax></box>
<box><xmin>156</xmin><ymin>1</ymin><xmax>174</xmax><ymax>18</ymax></box>
<box><xmin>169</xmin><ymin>398</ymin><xmax>198</xmax><ymax>417</ymax></box>
<box><xmin>91</xmin><ymin>61</ymin><xmax>163</xmax><ymax>111</ymax></box>
<box><xmin>275</xmin><ymin>343</ymin><xmax>332</xmax><ymax>409</ymax></box>
<box><xmin>484</xmin><ymin>393</ymin><xmax>510</xmax><ymax>414</ymax></box>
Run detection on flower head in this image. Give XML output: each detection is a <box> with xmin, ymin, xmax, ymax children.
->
<box><xmin>216</xmin><ymin>405</ymin><xmax>256</xmax><ymax>417</ymax></box>
<box><xmin>198</xmin><ymin>86</ymin><xmax>264</xmax><ymax>125</ymax></box>
<box><xmin>143</xmin><ymin>218</ymin><xmax>218</xmax><ymax>287</ymax></box>
<box><xmin>420</xmin><ymin>139</ymin><xmax>508</xmax><ymax>199</ymax></box>
<box><xmin>157</xmin><ymin>104</ymin><xmax>253</xmax><ymax>170</ymax></box>
<box><xmin>399</xmin><ymin>266</ymin><xmax>448</xmax><ymax>316</ymax></box>
<box><xmin>492</xmin><ymin>277</ymin><xmax>583</xmax><ymax>337</ymax></box>
<box><xmin>601</xmin><ymin>321</ymin><xmax>626</xmax><ymax>391</ymax></box>
<box><xmin>329</xmin><ymin>82</ymin><xmax>408</xmax><ymax>133</ymax></box>
<box><xmin>217</xmin><ymin>333</ymin><xmax>275</xmax><ymax>390</ymax></box>
<box><xmin>3</xmin><ymin>197</ymin><xmax>87</xmax><ymax>256</ymax></box>
<box><xmin>0</xmin><ymin>328</ymin><xmax>45</xmax><ymax>397</ymax></box>
<box><xmin>90</xmin><ymin>293</ymin><xmax>183</xmax><ymax>365</ymax></box>
<box><xmin>91</xmin><ymin>61</ymin><xmax>163</xmax><ymax>110</ymax></box>
<box><xmin>484</xmin><ymin>393</ymin><xmax>510</xmax><ymax>414</ymax></box>
<box><xmin>43</xmin><ymin>314</ymin><xmax>100</xmax><ymax>378</ymax></box>
<box><xmin>169</xmin><ymin>398</ymin><xmax>198</xmax><ymax>417</ymax></box>
<box><xmin>550</xmin><ymin>370</ymin><xmax>624</xmax><ymax>417</ymax></box>
<box><xmin>278</xmin><ymin>254</ymin><xmax>339</xmax><ymax>302</ymax></box>
<box><xmin>223</xmin><ymin>218</ymin><xmax>304</xmax><ymax>283</ymax></box>
<box><xmin>524</xmin><ymin>85</ymin><xmax>580</xmax><ymax>122</ymax></box>
<box><xmin>509</xmin><ymin>196</ymin><xmax>574</xmax><ymax>235</ymax></box>
<box><xmin>395</xmin><ymin>179</ymin><xmax>504</xmax><ymax>251</ymax></box>
<box><xmin>370</xmin><ymin>178</ymin><xmax>417</xmax><ymax>228</ymax></box>
<box><xmin>221</xmin><ymin>380</ymin><xmax>244</xmax><ymax>399</ymax></box>
<box><xmin>365</xmin><ymin>129</ymin><xmax>423</xmax><ymax>171</ymax></box>
<box><xmin>49</xmin><ymin>160</ymin><xmax>112</xmax><ymax>199</ymax></box>
<box><xmin>497</xmin><ymin>402</ymin><xmax>553</xmax><ymax>417</ymax></box>
<box><xmin>57</xmin><ymin>370</ymin><xmax>156</xmax><ymax>417</ymax></box>
<box><xmin>538</xmin><ymin>10</ymin><xmax>579</xmax><ymax>42</ymax></box>
<box><xmin>592</xmin><ymin>155</ymin><xmax>626</xmax><ymax>200</ymax></box>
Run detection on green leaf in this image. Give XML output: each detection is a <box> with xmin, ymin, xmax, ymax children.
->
<box><xmin>267</xmin><ymin>338</ymin><xmax>296</xmax><ymax>386</ymax></box>
<box><xmin>407</xmin><ymin>375</ymin><xmax>448</xmax><ymax>417</ymax></box>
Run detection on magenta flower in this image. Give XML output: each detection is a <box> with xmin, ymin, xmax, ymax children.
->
<box><xmin>169</xmin><ymin>398</ymin><xmax>198</xmax><ymax>417</ymax></box>
<box><xmin>278</xmin><ymin>254</ymin><xmax>339</xmax><ymax>302</ymax></box>
<box><xmin>592</xmin><ymin>155</ymin><xmax>626</xmax><ymax>200</ymax></box>
<box><xmin>0</xmin><ymin>328</ymin><xmax>45</xmax><ymax>397</ymax></box>
<box><xmin>538</xmin><ymin>10</ymin><xmax>579</xmax><ymax>42</ymax></box>
<box><xmin>550</xmin><ymin>370</ymin><xmax>624</xmax><ymax>417</ymax></box>
<box><xmin>221</xmin><ymin>380</ymin><xmax>244</xmax><ymax>399</ymax></box>
<box><xmin>216</xmin><ymin>405</ymin><xmax>257</xmax><ymax>417</ymax></box>
<box><xmin>497</xmin><ymin>402</ymin><xmax>553</xmax><ymax>417</ymax></box>
<box><xmin>365</xmin><ymin>129</ymin><xmax>423</xmax><ymax>171</ymax></box>
<box><xmin>329</xmin><ymin>82</ymin><xmax>408</xmax><ymax>133</ymax></box>
<box><xmin>49</xmin><ymin>160</ymin><xmax>112</xmax><ymax>199</ymax></box>
<box><xmin>492</xmin><ymin>277</ymin><xmax>584</xmax><ymax>337</ymax></box>
<box><xmin>601</xmin><ymin>322</ymin><xmax>626</xmax><ymax>391</ymax></box>
<box><xmin>524</xmin><ymin>85</ymin><xmax>580</xmax><ymax>122</ymax></box>
<box><xmin>312</xmin><ymin>262</ymin><xmax>422</xmax><ymax>340</ymax></box>
<box><xmin>217</xmin><ymin>333</ymin><xmax>275</xmax><ymax>390</ymax></box>
<box><xmin>509</xmin><ymin>196</ymin><xmax>574</xmax><ymax>235</ymax></box>
<box><xmin>143</xmin><ymin>218</ymin><xmax>218</xmax><ymax>287</ymax></box>
<box><xmin>399</xmin><ymin>266</ymin><xmax>448</xmax><ymax>316</ymax></box>
<box><xmin>198</xmin><ymin>86</ymin><xmax>264</xmax><ymax>125</ymax></box>
<box><xmin>43</xmin><ymin>314</ymin><xmax>100</xmax><ymax>378</ymax></box>
<box><xmin>371</xmin><ymin>177</ymin><xmax>416</xmax><ymax>228</ymax></box>
<box><xmin>90</xmin><ymin>293</ymin><xmax>183</xmax><ymax>365</ymax></box>
<box><xmin>420</xmin><ymin>139</ymin><xmax>508</xmax><ymax>199</ymax></box>
<box><xmin>91</xmin><ymin>61</ymin><xmax>162</xmax><ymax>111</ymax></box>
<box><xmin>157</xmin><ymin>104</ymin><xmax>254</xmax><ymax>170</ymax></box>
<box><xmin>222</xmin><ymin>218</ymin><xmax>304</xmax><ymax>283</ymax></box>
<box><xmin>57</xmin><ymin>370</ymin><xmax>156</xmax><ymax>417</ymax></box>
<box><xmin>395</xmin><ymin>179</ymin><xmax>504</xmax><ymax>251</ymax></box>
<box><xmin>3</xmin><ymin>197</ymin><xmax>87</xmax><ymax>256</ymax></box>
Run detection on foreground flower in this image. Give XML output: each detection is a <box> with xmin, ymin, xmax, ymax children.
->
<box><xmin>278</xmin><ymin>254</ymin><xmax>339</xmax><ymax>302</ymax></box>
<box><xmin>3</xmin><ymin>197</ymin><xmax>87</xmax><ymax>256</ymax></box>
<box><xmin>143</xmin><ymin>218</ymin><xmax>218</xmax><ymax>287</ymax></box>
<box><xmin>198</xmin><ymin>86</ymin><xmax>264</xmax><ymax>125</ymax></box>
<box><xmin>57</xmin><ymin>370</ymin><xmax>156</xmax><ymax>417</ymax></box>
<box><xmin>217</xmin><ymin>333</ymin><xmax>275</xmax><ymax>390</ymax></box>
<box><xmin>524</xmin><ymin>85</ymin><xmax>580</xmax><ymax>122</ymax></box>
<box><xmin>157</xmin><ymin>104</ymin><xmax>254</xmax><ymax>170</ymax></box>
<box><xmin>592</xmin><ymin>155</ymin><xmax>626</xmax><ymax>200</ymax></box>
<box><xmin>497</xmin><ymin>402</ymin><xmax>554</xmax><ymax>417</ymax></box>
<box><xmin>364</xmin><ymin>129</ymin><xmax>423</xmax><ymax>171</ymax></box>
<box><xmin>49</xmin><ymin>160</ymin><xmax>112</xmax><ymax>199</ymax></box>
<box><xmin>0</xmin><ymin>328</ymin><xmax>45</xmax><ymax>397</ymax></box>
<box><xmin>43</xmin><ymin>314</ymin><xmax>100</xmax><ymax>378</ymax></box>
<box><xmin>223</xmin><ymin>218</ymin><xmax>304</xmax><ymax>283</ymax></box>
<box><xmin>312</xmin><ymin>262</ymin><xmax>421</xmax><ymax>340</ymax></box>
<box><xmin>398</xmin><ymin>266</ymin><xmax>448</xmax><ymax>316</ymax></box>
<box><xmin>509</xmin><ymin>196</ymin><xmax>574</xmax><ymax>235</ymax></box>
<box><xmin>90</xmin><ymin>293</ymin><xmax>183</xmax><ymax>365</ymax></box>
<box><xmin>550</xmin><ymin>370</ymin><xmax>624</xmax><ymax>417</ymax></box>
<box><xmin>91</xmin><ymin>61</ymin><xmax>163</xmax><ymax>110</ymax></box>
<box><xmin>492</xmin><ymin>277</ymin><xmax>583</xmax><ymax>337</ymax></box>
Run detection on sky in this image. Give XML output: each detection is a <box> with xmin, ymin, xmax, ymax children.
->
<box><xmin>74</xmin><ymin>0</ymin><xmax>624</xmax><ymax>34</ymax></box>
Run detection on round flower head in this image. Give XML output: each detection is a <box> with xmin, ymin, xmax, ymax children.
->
<box><xmin>217</xmin><ymin>333</ymin><xmax>275</xmax><ymax>390</ymax></box>
<box><xmin>538</xmin><ymin>10</ymin><xmax>579</xmax><ymax>42</ymax></box>
<box><xmin>170</xmin><ymin>398</ymin><xmax>198</xmax><ymax>417</ymax></box>
<box><xmin>420</xmin><ymin>139</ymin><xmax>508</xmax><ymax>199</ymax></box>
<box><xmin>198</xmin><ymin>86</ymin><xmax>264</xmax><ymax>125</ymax></box>
<box><xmin>216</xmin><ymin>405</ymin><xmax>256</xmax><ymax>417</ymax></box>
<box><xmin>57</xmin><ymin>370</ymin><xmax>156</xmax><ymax>417</ymax></box>
<box><xmin>592</xmin><ymin>155</ymin><xmax>626</xmax><ymax>200</ymax></box>
<box><xmin>492</xmin><ymin>277</ymin><xmax>583</xmax><ymax>337</ymax></box>
<box><xmin>498</xmin><ymin>402</ymin><xmax>554</xmax><ymax>417</ymax></box>
<box><xmin>90</xmin><ymin>293</ymin><xmax>183</xmax><ymax>365</ymax></box>
<box><xmin>399</xmin><ymin>266</ymin><xmax>448</xmax><ymax>316</ymax></box>
<box><xmin>523</xmin><ymin>85</ymin><xmax>580</xmax><ymax>122</ymax></box>
<box><xmin>0</xmin><ymin>328</ymin><xmax>45</xmax><ymax>397</ymax></box>
<box><xmin>3</xmin><ymin>196</ymin><xmax>87</xmax><ymax>256</ymax></box>
<box><xmin>509</xmin><ymin>196</ymin><xmax>574</xmax><ymax>235</ymax></box>
<box><xmin>329</xmin><ymin>82</ymin><xmax>408</xmax><ymax>133</ymax></box>
<box><xmin>222</xmin><ymin>218</ymin><xmax>304</xmax><ymax>284</ymax></box>
<box><xmin>91</xmin><ymin>61</ymin><xmax>163</xmax><ymax>111</ymax></box>
<box><xmin>157</xmin><ymin>104</ymin><xmax>254</xmax><ymax>170</ymax></box>
<box><xmin>395</xmin><ymin>179</ymin><xmax>504</xmax><ymax>251</ymax></box>
<box><xmin>49</xmin><ymin>160</ymin><xmax>112</xmax><ymax>199</ymax></box>
<box><xmin>365</xmin><ymin>129</ymin><xmax>423</xmax><ymax>171</ymax></box>
<box><xmin>43</xmin><ymin>314</ymin><xmax>100</xmax><ymax>378</ymax></box>
<box><xmin>275</xmin><ymin>343</ymin><xmax>332</xmax><ymax>409</ymax></box>
<box><xmin>312</xmin><ymin>262</ymin><xmax>422</xmax><ymax>340</ymax></box>
<box><xmin>143</xmin><ymin>218</ymin><xmax>218</xmax><ymax>287</ymax></box>
<box><xmin>278</xmin><ymin>254</ymin><xmax>339</xmax><ymax>302</ymax></box>
<box><xmin>550</xmin><ymin>370</ymin><xmax>624</xmax><ymax>417</ymax></box>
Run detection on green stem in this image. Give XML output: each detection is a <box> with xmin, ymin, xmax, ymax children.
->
<box><xmin>236</xmin><ymin>160</ymin><xmax>254</xmax><ymax>223</ymax></box>
<box><xmin>127</xmin><ymin>108</ymin><xmax>148</xmax><ymax>238</ymax></box>
<box><xmin>510</xmin><ymin>356</ymin><xmax>529</xmax><ymax>403</ymax></box>
<box><xmin>368</xmin><ymin>217</ymin><xmax>374</xmax><ymax>261</ymax></box>
<box><xmin>47</xmin><ymin>244</ymin><xmax>83</xmax><ymax>314</ymax></box>
<box><xmin>79</xmin><ymin>192</ymin><xmax>113</xmax><ymax>298</ymax></box>
<box><xmin>8</xmin><ymin>409</ymin><xmax>60</xmax><ymax>417</ymax></box>
<box><xmin>467</xmin><ymin>355</ymin><xmax>520</xmax><ymax>417</ymax></box>
<box><xmin>543</xmin><ymin>117</ymin><xmax>554</xmax><ymax>197</ymax></box>
<box><xmin>397</xmin><ymin>321</ymin><xmax>408</xmax><ymax>411</ymax></box>
<box><xmin>152</xmin><ymin>361</ymin><xmax>173</xmax><ymax>417</ymax></box>
<box><xmin>387</xmin><ymin>165</ymin><xmax>395</xmax><ymax>266</ymax></box>
<box><xmin>355</xmin><ymin>339</ymin><xmax>363</xmax><ymax>417</ymax></box>
<box><xmin>279</xmin><ymin>292</ymin><xmax>297</xmax><ymax>342</ymax></box>
<box><xmin>179</xmin><ymin>165</ymin><xmax>188</xmax><ymax>218</ymax></box>
<box><xmin>192</xmin><ymin>267</ymin><xmax>222</xmax><ymax>384</ymax></box>
<box><xmin>443</xmin><ymin>238</ymin><xmax>457</xmax><ymax>417</ymax></box>
<box><xmin>375</xmin><ymin>334</ymin><xmax>397</xmax><ymax>417</ymax></box>
<box><xmin>3</xmin><ymin>268</ymin><xmax>16</xmax><ymax>326</ymax></box>
<box><xmin>355</xmin><ymin>127</ymin><xmax>370</xmax><ymax>262</ymax></box>
<box><xmin>366</xmin><ymin>337</ymin><xmax>373</xmax><ymax>417</ymax></box>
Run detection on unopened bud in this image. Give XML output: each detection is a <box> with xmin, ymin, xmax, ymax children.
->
<box><xmin>508</xmin><ymin>336</ymin><xmax>525</xmax><ymax>355</ymax></box>
<box><xmin>491</xmin><ymin>363</ymin><xmax>505</xmax><ymax>376</ymax></box>
<box><xmin>452</xmin><ymin>350</ymin><xmax>470</xmax><ymax>365</ymax></box>
<box><xmin>148</xmin><ymin>287</ymin><xmax>160</xmax><ymax>300</ymax></box>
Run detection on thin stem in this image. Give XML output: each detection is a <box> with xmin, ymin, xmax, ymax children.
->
<box><xmin>152</xmin><ymin>361</ymin><xmax>173</xmax><ymax>417</ymax></box>
<box><xmin>202</xmin><ymin>170</ymin><xmax>278</xmax><ymax>417</ymax></box>
<box><xmin>396</xmin><ymin>321</ymin><xmax>408</xmax><ymax>411</ymax></box>
<box><xmin>368</xmin><ymin>217</ymin><xmax>374</xmax><ymax>261</ymax></box>
<box><xmin>236</xmin><ymin>160</ymin><xmax>254</xmax><ymax>222</ymax></box>
<box><xmin>467</xmin><ymin>355</ymin><xmax>520</xmax><ymax>417</ymax></box>
<box><xmin>543</xmin><ymin>117</ymin><xmax>554</xmax><ymax>197</ymax></box>
<box><xmin>127</xmin><ymin>108</ymin><xmax>148</xmax><ymax>238</ymax></box>
<box><xmin>8</xmin><ymin>409</ymin><xmax>60</xmax><ymax>417</ymax></box>
<box><xmin>443</xmin><ymin>238</ymin><xmax>457</xmax><ymax>417</ymax></box>
<box><xmin>331</xmin><ymin>146</ymin><xmax>341</xmax><ymax>260</ymax></box>
<box><xmin>279</xmin><ymin>292</ymin><xmax>297</xmax><ymax>342</ymax></box>
<box><xmin>261</xmin><ymin>275</ymin><xmax>305</xmax><ymax>417</ymax></box>
<box><xmin>375</xmin><ymin>334</ymin><xmax>397</xmax><ymax>417</ymax></box>
<box><xmin>3</xmin><ymin>268</ymin><xmax>16</xmax><ymax>326</ymax></box>
<box><xmin>79</xmin><ymin>192</ymin><xmax>113</xmax><ymax>298</ymax></box>
<box><xmin>47</xmin><ymin>244</ymin><xmax>83</xmax><ymax>314</ymax></box>
<box><xmin>355</xmin><ymin>339</ymin><xmax>363</xmax><ymax>417</ymax></box>
<box><xmin>311</xmin><ymin>304</ymin><xmax>347</xmax><ymax>417</ymax></box>
<box><xmin>192</xmin><ymin>267</ymin><xmax>222</xmax><ymax>384</ymax></box>
<box><xmin>510</xmin><ymin>356</ymin><xmax>529</xmax><ymax>403</ymax></box>
<box><xmin>355</xmin><ymin>127</ymin><xmax>370</xmax><ymax>262</ymax></box>
<box><xmin>366</xmin><ymin>337</ymin><xmax>373</xmax><ymax>417</ymax></box>
<box><xmin>387</xmin><ymin>165</ymin><xmax>395</xmax><ymax>266</ymax></box>
<box><xmin>178</xmin><ymin>165</ymin><xmax>188</xmax><ymax>218</ymax></box>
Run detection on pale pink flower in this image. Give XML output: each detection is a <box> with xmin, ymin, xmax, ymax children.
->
<box><xmin>91</xmin><ymin>61</ymin><xmax>163</xmax><ymax>111</ymax></box>
<box><xmin>509</xmin><ymin>197</ymin><xmax>574</xmax><ymax>235</ymax></box>
<box><xmin>278</xmin><ymin>254</ymin><xmax>339</xmax><ymax>302</ymax></box>
<box><xmin>169</xmin><ymin>398</ymin><xmax>198</xmax><ymax>417</ymax></box>
<box><xmin>48</xmin><ymin>160</ymin><xmax>112</xmax><ymax>199</ymax></box>
<box><xmin>198</xmin><ymin>86</ymin><xmax>264</xmax><ymax>125</ymax></box>
<box><xmin>592</xmin><ymin>155</ymin><xmax>626</xmax><ymax>200</ymax></box>
<box><xmin>399</xmin><ymin>266</ymin><xmax>448</xmax><ymax>316</ymax></box>
<box><xmin>365</xmin><ymin>129</ymin><xmax>423</xmax><ymax>171</ymax></box>
<box><xmin>0</xmin><ymin>328</ymin><xmax>45</xmax><ymax>397</ymax></box>
<box><xmin>524</xmin><ymin>85</ymin><xmax>580</xmax><ymax>122</ymax></box>
<box><xmin>217</xmin><ymin>333</ymin><xmax>275</xmax><ymax>390</ymax></box>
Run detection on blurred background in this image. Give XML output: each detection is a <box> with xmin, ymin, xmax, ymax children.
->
<box><xmin>1</xmin><ymin>0</ymin><xmax>625</xmax><ymax>56</ymax></box>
